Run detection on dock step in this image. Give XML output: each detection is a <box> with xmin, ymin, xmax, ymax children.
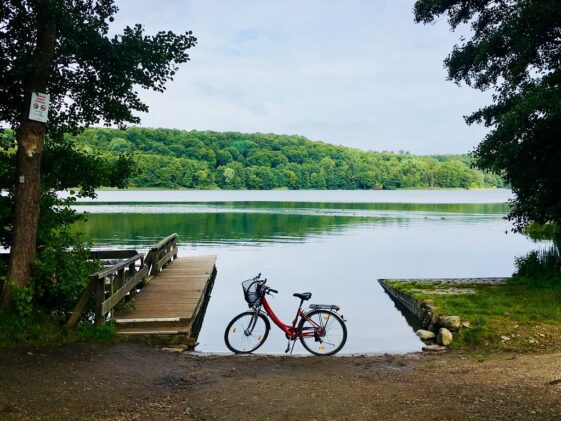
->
<box><xmin>117</xmin><ymin>327</ymin><xmax>191</xmax><ymax>335</ymax></box>
<box><xmin>115</xmin><ymin>317</ymin><xmax>190</xmax><ymax>331</ymax></box>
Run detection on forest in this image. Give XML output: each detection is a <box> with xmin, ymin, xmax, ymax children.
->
<box><xmin>68</xmin><ymin>128</ymin><xmax>504</xmax><ymax>190</ymax></box>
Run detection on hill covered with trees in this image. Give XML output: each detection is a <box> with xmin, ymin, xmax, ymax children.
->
<box><xmin>74</xmin><ymin>128</ymin><xmax>503</xmax><ymax>190</ymax></box>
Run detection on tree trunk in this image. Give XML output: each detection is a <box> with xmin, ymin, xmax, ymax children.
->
<box><xmin>1</xmin><ymin>124</ymin><xmax>46</xmax><ymax>308</ymax></box>
<box><xmin>1</xmin><ymin>1</ymin><xmax>56</xmax><ymax>310</ymax></box>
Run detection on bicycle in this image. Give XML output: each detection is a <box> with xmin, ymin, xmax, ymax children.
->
<box><xmin>224</xmin><ymin>273</ymin><xmax>347</xmax><ymax>356</ymax></box>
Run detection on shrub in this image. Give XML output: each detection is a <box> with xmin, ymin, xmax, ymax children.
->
<box><xmin>32</xmin><ymin>231</ymin><xmax>101</xmax><ymax>323</ymax></box>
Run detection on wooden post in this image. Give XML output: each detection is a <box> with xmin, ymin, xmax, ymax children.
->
<box><xmin>115</xmin><ymin>267</ymin><xmax>125</xmax><ymax>291</ymax></box>
<box><xmin>66</xmin><ymin>278</ymin><xmax>96</xmax><ymax>328</ymax></box>
<box><xmin>95</xmin><ymin>277</ymin><xmax>105</xmax><ymax>325</ymax></box>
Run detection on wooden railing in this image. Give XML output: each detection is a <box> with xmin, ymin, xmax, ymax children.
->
<box><xmin>66</xmin><ymin>233</ymin><xmax>178</xmax><ymax>327</ymax></box>
<box><xmin>145</xmin><ymin>233</ymin><xmax>178</xmax><ymax>276</ymax></box>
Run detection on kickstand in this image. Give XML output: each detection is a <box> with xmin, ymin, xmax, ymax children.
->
<box><xmin>285</xmin><ymin>338</ymin><xmax>297</xmax><ymax>354</ymax></box>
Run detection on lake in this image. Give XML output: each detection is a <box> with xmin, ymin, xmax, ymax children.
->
<box><xmin>73</xmin><ymin>189</ymin><xmax>540</xmax><ymax>355</ymax></box>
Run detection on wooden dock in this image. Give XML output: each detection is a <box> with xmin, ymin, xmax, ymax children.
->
<box><xmin>67</xmin><ymin>234</ymin><xmax>217</xmax><ymax>346</ymax></box>
<box><xmin>115</xmin><ymin>255</ymin><xmax>217</xmax><ymax>336</ymax></box>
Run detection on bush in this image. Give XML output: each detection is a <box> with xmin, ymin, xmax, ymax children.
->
<box><xmin>0</xmin><ymin>310</ymin><xmax>116</xmax><ymax>348</ymax></box>
<box><xmin>516</xmin><ymin>248</ymin><xmax>561</xmax><ymax>277</ymax></box>
<box><xmin>518</xmin><ymin>223</ymin><xmax>561</xmax><ymax>277</ymax></box>
<box><xmin>32</xmin><ymin>231</ymin><xmax>101</xmax><ymax>323</ymax></box>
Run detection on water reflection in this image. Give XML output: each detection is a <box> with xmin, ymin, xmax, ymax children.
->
<box><xmin>75</xmin><ymin>212</ymin><xmax>376</xmax><ymax>246</ymax></box>
<box><xmin>74</xmin><ymin>201</ymin><xmax>510</xmax><ymax>247</ymax></box>
<box><xmin>71</xmin><ymin>194</ymin><xmax>537</xmax><ymax>355</ymax></box>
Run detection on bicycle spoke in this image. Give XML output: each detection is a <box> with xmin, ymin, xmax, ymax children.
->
<box><xmin>225</xmin><ymin>312</ymin><xmax>269</xmax><ymax>354</ymax></box>
<box><xmin>298</xmin><ymin>310</ymin><xmax>347</xmax><ymax>356</ymax></box>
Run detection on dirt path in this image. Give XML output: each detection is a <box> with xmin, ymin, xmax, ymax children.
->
<box><xmin>2</xmin><ymin>342</ymin><xmax>561</xmax><ymax>420</ymax></box>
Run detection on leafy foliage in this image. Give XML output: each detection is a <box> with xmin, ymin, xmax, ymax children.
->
<box><xmin>0</xmin><ymin>310</ymin><xmax>116</xmax><ymax>348</ymax></box>
<box><xmin>74</xmin><ymin>127</ymin><xmax>505</xmax><ymax>190</ymax></box>
<box><xmin>518</xmin><ymin>223</ymin><xmax>560</xmax><ymax>276</ymax></box>
<box><xmin>33</xmin><ymin>232</ymin><xmax>101</xmax><ymax>322</ymax></box>
<box><xmin>414</xmin><ymin>0</ymin><xmax>561</xmax><ymax>230</ymax></box>
<box><xmin>0</xmin><ymin>129</ymin><xmax>125</xmax><ymax>321</ymax></box>
<box><xmin>1</xmin><ymin>0</ymin><xmax>194</xmax><ymax>317</ymax></box>
<box><xmin>0</xmin><ymin>0</ymin><xmax>196</xmax><ymax>134</ymax></box>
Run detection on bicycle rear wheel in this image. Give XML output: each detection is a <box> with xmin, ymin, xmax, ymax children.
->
<box><xmin>298</xmin><ymin>310</ymin><xmax>347</xmax><ymax>356</ymax></box>
<box><xmin>224</xmin><ymin>311</ymin><xmax>270</xmax><ymax>354</ymax></box>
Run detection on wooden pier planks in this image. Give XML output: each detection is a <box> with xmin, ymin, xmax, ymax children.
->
<box><xmin>115</xmin><ymin>255</ymin><xmax>217</xmax><ymax>335</ymax></box>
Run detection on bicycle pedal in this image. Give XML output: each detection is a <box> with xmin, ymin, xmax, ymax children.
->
<box><xmin>285</xmin><ymin>342</ymin><xmax>291</xmax><ymax>353</ymax></box>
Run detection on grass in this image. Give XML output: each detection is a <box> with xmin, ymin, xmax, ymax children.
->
<box><xmin>388</xmin><ymin>274</ymin><xmax>561</xmax><ymax>352</ymax></box>
<box><xmin>0</xmin><ymin>311</ymin><xmax>117</xmax><ymax>349</ymax></box>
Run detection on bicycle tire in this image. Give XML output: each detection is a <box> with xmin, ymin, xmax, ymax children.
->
<box><xmin>224</xmin><ymin>311</ymin><xmax>270</xmax><ymax>354</ymax></box>
<box><xmin>298</xmin><ymin>310</ymin><xmax>347</xmax><ymax>356</ymax></box>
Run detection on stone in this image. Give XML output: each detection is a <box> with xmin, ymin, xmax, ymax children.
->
<box><xmin>439</xmin><ymin>316</ymin><xmax>461</xmax><ymax>330</ymax></box>
<box><xmin>416</xmin><ymin>329</ymin><xmax>436</xmax><ymax>341</ymax></box>
<box><xmin>437</xmin><ymin>328</ymin><xmax>453</xmax><ymax>346</ymax></box>
<box><xmin>161</xmin><ymin>347</ymin><xmax>185</xmax><ymax>354</ymax></box>
<box><xmin>422</xmin><ymin>345</ymin><xmax>446</xmax><ymax>352</ymax></box>
<box><xmin>500</xmin><ymin>336</ymin><xmax>511</xmax><ymax>342</ymax></box>
<box><xmin>425</xmin><ymin>305</ymin><xmax>437</xmax><ymax>313</ymax></box>
<box><xmin>461</xmin><ymin>321</ymin><xmax>471</xmax><ymax>329</ymax></box>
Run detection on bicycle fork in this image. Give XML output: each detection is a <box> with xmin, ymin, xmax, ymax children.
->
<box><xmin>244</xmin><ymin>311</ymin><xmax>260</xmax><ymax>336</ymax></box>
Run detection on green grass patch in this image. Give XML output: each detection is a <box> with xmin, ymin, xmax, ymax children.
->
<box><xmin>0</xmin><ymin>311</ymin><xmax>117</xmax><ymax>349</ymax></box>
<box><xmin>388</xmin><ymin>274</ymin><xmax>561</xmax><ymax>352</ymax></box>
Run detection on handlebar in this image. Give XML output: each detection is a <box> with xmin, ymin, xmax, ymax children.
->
<box><xmin>254</xmin><ymin>273</ymin><xmax>277</xmax><ymax>294</ymax></box>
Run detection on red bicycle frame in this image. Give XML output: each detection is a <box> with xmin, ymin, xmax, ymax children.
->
<box><xmin>261</xmin><ymin>296</ymin><xmax>322</xmax><ymax>339</ymax></box>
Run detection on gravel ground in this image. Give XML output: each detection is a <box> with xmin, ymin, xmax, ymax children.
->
<box><xmin>2</xmin><ymin>342</ymin><xmax>561</xmax><ymax>420</ymax></box>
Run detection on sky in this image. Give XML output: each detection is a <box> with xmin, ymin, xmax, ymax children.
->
<box><xmin>113</xmin><ymin>0</ymin><xmax>490</xmax><ymax>155</ymax></box>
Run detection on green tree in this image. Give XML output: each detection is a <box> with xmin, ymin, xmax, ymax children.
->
<box><xmin>69</xmin><ymin>127</ymin><xmax>504</xmax><ymax>191</ymax></box>
<box><xmin>414</xmin><ymin>0</ymin><xmax>561</xmax><ymax>229</ymax></box>
<box><xmin>0</xmin><ymin>0</ymin><xmax>196</xmax><ymax>309</ymax></box>
<box><xmin>0</xmin><ymin>130</ymin><xmax>134</xmax><ymax>319</ymax></box>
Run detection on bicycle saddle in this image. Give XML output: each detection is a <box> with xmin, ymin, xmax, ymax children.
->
<box><xmin>293</xmin><ymin>292</ymin><xmax>312</xmax><ymax>301</ymax></box>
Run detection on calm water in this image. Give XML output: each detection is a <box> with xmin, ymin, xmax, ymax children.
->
<box><xmin>73</xmin><ymin>189</ymin><xmax>539</xmax><ymax>355</ymax></box>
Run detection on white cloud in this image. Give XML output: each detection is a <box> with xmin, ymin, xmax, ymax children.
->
<box><xmin>112</xmin><ymin>0</ymin><xmax>490</xmax><ymax>154</ymax></box>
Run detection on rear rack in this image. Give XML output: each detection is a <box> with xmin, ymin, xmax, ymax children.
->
<box><xmin>309</xmin><ymin>304</ymin><xmax>340</xmax><ymax>311</ymax></box>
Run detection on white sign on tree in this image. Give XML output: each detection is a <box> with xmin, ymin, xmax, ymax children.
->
<box><xmin>28</xmin><ymin>92</ymin><xmax>50</xmax><ymax>123</ymax></box>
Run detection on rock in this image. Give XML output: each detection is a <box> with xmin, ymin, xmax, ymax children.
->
<box><xmin>437</xmin><ymin>328</ymin><xmax>453</xmax><ymax>346</ymax></box>
<box><xmin>422</xmin><ymin>345</ymin><xmax>447</xmax><ymax>352</ymax></box>
<box><xmin>421</xmin><ymin>299</ymin><xmax>434</xmax><ymax>306</ymax></box>
<box><xmin>161</xmin><ymin>347</ymin><xmax>185</xmax><ymax>354</ymax></box>
<box><xmin>500</xmin><ymin>335</ymin><xmax>511</xmax><ymax>342</ymax></box>
<box><xmin>416</xmin><ymin>329</ymin><xmax>436</xmax><ymax>341</ymax></box>
<box><xmin>174</xmin><ymin>344</ymin><xmax>189</xmax><ymax>350</ymax></box>
<box><xmin>425</xmin><ymin>305</ymin><xmax>437</xmax><ymax>314</ymax></box>
<box><xmin>461</xmin><ymin>321</ymin><xmax>471</xmax><ymax>329</ymax></box>
<box><xmin>439</xmin><ymin>316</ymin><xmax>461</xmax><ymax>330</ymax></box>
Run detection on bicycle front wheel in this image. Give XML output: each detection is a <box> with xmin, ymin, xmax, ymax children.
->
<box><xmin>298</xmin><ymin>310</ymin><xmax>347</xmax><ymax>356</ymax></box>
<box><xmin>224</xmin><ymin>311</ymin><xmax>270</xmax><ymax>354</ymax></box>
